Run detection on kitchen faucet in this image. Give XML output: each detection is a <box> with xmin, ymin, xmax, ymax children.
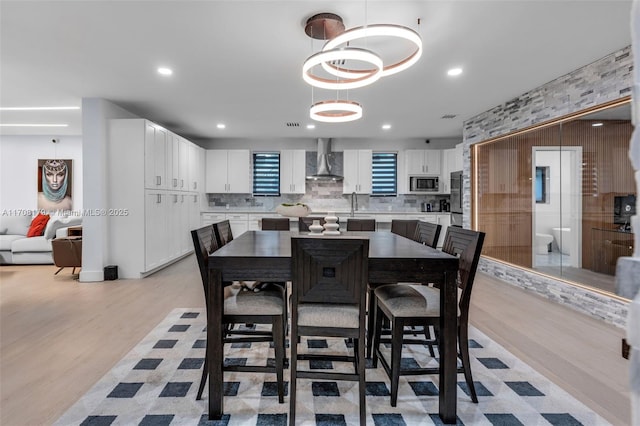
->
<box><xmin>350</xmin><ymin>191</ymin><xmax>358</xmax><ymax>217</ymax></box>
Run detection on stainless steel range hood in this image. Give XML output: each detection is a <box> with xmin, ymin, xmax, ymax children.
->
<box><xmin>306</xmin><ymin>138</ymin><xmax>343</xmax><ymax>181</ymax></box>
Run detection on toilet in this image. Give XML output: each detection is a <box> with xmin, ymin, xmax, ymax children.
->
<box><xmin>536</xmin><ymin>233</ymin><xmax>554</xmax><ymax>254</ymax></box>
<box><xmin>552</xmin><ymin>227</ymin><xmax>571</xmax><ymax>255</ymax></box>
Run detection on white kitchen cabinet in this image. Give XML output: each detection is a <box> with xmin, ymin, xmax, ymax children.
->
<box><xmin>205</xmin><ymin>150</ymin><xmax>251</xmax><ymax>193</ymax></box>
<box><xmin>179</xmin><ymin>137</ymin><xmax>189</xmax><ymax>190</ymax></box>
<box><xmin>144</xmin><ymin>122</ymin><xmax>168</xmax><ymax>189</ymax></box>
<box><xmin>226</xmin><ymin>213</ymin><xmax>249</xmax><ymax>237</ymax></box>
<box><xmin>454</xmin><ymin>143</ymin><xmax>464</xmax><ymax>172</ymax></box>
<box><xmin>144</xmin><ymin>191</ymin><xmax>170</xmax><ymax>271</ymax></box>
<box><xmin>405</xmin><ymin>149</ymin><xmax>442</xmax><ymax>175</ymax></box>
<box><xmin>201</xmin><ymin>212</ymin><xmax>248</xmax><ymax>237</ymax></box>
<box><xmin>280</xmin><ymin>149</ymin><xmax>306</xmax><ymax>194</ymax></box>
<box><xmin>188</xmin><ymin>144</ymin><xmax>204</xmax><ymax>192</ymax></box>
<box><xmin>108</xmin><ymin>118</ymin><xmax>204</xmax><ymax>278</ymax></box>
<box><xmin>342</xmin><ymin>149</ymin><xmax>372</xmax><ymax>194</ymax></box>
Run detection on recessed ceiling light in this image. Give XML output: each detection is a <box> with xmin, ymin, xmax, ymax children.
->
<box><xmin>592</xmin><ymin>122</ymin><xmax>604</xmax><ymax>127</ymax></box>
<box><xmin>0</xmin><ymin>123</ymin><xmax>68</xmax><ymax>127</ymax></box>
<box><xmin>306</xmin><ymin>124</ymin><xmax>316</xmax><ymax>129</ymax></box>
<box><xmin>157</xmin><ymin>67</ymin><xmax>173</xmax><ymax>76</ymax></box>
<box><xmin>0</xmin><ymin>106</ymin><xmax>79</xmax><ymax>111</ymax></box>
<box><xmin>216</xmin><ymin>123</ymin><xmax>226</xmax><ymax>129</ymax></box>
<box><xmin>382</xmin><ymin>124</ymin><xmax>392</xmax><ymax>130</ymax></box>
<box><xmin>447</xmin><ymin>67</ymin><xmax>463</xmax><ymax>76</ymax></box>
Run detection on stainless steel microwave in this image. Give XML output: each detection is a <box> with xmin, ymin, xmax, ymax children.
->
<box><xmin>409</xmin><ymin>175</ymin><xmax>439</xmax><ymax>192</ymax></box>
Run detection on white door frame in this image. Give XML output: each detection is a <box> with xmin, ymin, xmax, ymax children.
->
<box><xmin>531</xmin><ymin>146</ymin><xmax>583</xmax><ymax>269</ymax></box>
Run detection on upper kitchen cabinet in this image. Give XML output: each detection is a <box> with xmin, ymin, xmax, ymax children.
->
<box><xmin>169</xmin><ymin>134</ymin><xmax>190</xmax><ymax>191</ymax></box>
<box><xmin>440</xmin><ymin>146</ymin><xmax>463</xmax><ymax>194</ymax></box>
<box><xmin>405</xmin><ymin>149</ymin><xmax>441</xmax><ymax>175</ymax></box>
<box><xmin>342</xmin><ymin>149</ymin><xmax>372</xmax><ymax>194</ymax></box>
<box><xmin>144</xmin><ymin>122</ymin><xmax>168</xmax><ymax>189</ymax></box>
<box><xmin>280</xmin><ymin>149</ymin><xmax>306</xmax><ymax>194</ymax></box>
<box><xmin>205</xmin><ymin>150</ymin><xmax>251</xmax><ymax>193</ymax></box>
<box><xmin>188</xmin><ymin>144</ymin><xmax>205</xmax><ymax>192</ymax></box>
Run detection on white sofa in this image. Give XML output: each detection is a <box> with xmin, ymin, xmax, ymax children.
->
<box><xmin>0</xmin><ymin>215</ymin><xmax>81</xmax><ymax>264</ymax></box>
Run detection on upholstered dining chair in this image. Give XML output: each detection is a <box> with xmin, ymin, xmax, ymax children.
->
<box><xmin>261</xmin><ymin>217</ymin><xmax>291</xmax><ymax>230</ymax></box>
<box><xmin>191</xmin><ymin>224</ymin><xmax>286</xmax><ymax>403</ymax></box>
<box><xmin>298</xmin><ymin>216</ymin><xmax>327</xmax><ymax>232</ymax></box>
<box><xmin>213</xmin><ymin>219</ymin><xmax>233</xmax><ymax>247</ymax></box>
<box><xmin>289</xmin><ymin>236</ymin><xmax>369</xmax><ymax>426</ymax></box>
<box><xmin>413</xmin><ymin>220</ymin><xmax>442</xmax><ymax>248</ymax></box>
<box><xmin>346</xmin><ymin>218</ymin><xmax>376</xmax><ymax>231</ymax></box>
<box><xmin>390</xmin><ymin>219</ymin><xmax>419</xmax><ymax>240</ymax></box>
<box><xmin>371</xmin><ymin>227</ymin><xmax>485</xmax><ymax>406</ymax></box>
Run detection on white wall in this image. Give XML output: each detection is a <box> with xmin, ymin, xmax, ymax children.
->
<box><xmin>535</xmin><ymin>149</ymin><xmax>574</xmax><ymax>247</ymax></box>
<box><xmin>80</xmin><ymin>98</ymin><xmax>138</xmax><ymax>282</ymax></box>
<box><xmin>0</xmin><ymin>135</ymin><xmax>83</xmax><ymax>213</ymax></box>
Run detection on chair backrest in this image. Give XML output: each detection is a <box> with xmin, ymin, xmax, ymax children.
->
<box><xmin>346</xmin><ymin>218</ymin><xmax>376</xmax><ymax>231</ymax></box>
<box><xmin>441</xmin><ymin>227</ymin><xmax>485</xmax><ymax>317</ymax></box>
<box><xmin>291</xmin><ymin>236</ymin><xmax>369</xmax><ymax>308</ymax></box>
<box><xmin>298</xmin><ymin>216</ymin><xmax>328</xmax><ymax>232</ymax></box>
<box><xmin>413</xmin><ymin>220</ymin><xmax>442</xmax><ymax>248</ymax></box>
<box><xmin>390</xmin><ymin>219</ymin><xmax>419</xmax><ymax>239</ymax></box>
<box><xmin>213</xmin><ymin>219</ymin><xmax>233</xmax><ymax>247</ymax></box>
<box><xmin>191</xmin><ymin>224</ymin><xmax>220</xmax><ymax>298</ymax></box>
<box><xmin>262</xmin><ymin>217</ymin><xmax>290</xmax><ymax>230</ymax></box>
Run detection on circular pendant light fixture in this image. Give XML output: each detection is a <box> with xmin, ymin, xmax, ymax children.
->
<box><xmin>310</xmin><ymin>100</ymin><xmax>363</xmax><ymax>123</ymax></box>
<box><xmin>321</xmin><ymin>24</ymin><xmax>423</xmax><ymax>78</ymax></box>
<box><xmin>302</xmin><ymin>47</ymin><xmax>383</xmax><ymax>90</ymax></box>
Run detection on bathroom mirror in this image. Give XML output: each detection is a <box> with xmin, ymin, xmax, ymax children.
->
<box><xmin>473</xmin><ymin>99</ymin><xmax>634</xmax><ymax>296</ymax></box>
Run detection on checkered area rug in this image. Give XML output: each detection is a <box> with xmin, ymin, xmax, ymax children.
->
<box><xmin>55</xmin><ymin>308</ymin><xmax>608</xmax><ymax>426</ymax></box>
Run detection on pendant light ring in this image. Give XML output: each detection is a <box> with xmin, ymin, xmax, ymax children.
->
<box><xmin>302</xmin><ymin>47</ymin><xmax>383</xmax><ymax>90</ymax></box>
<box><xmin>322</xmin><ymin>24</ymin><xmax>423</xmax><ymax>78</ymax></box>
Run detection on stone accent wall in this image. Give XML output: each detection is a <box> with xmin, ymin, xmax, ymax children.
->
<box><xmin>463</xmin><ymin>46</ymin><xmax>633</xmax><ymax>328</ymax></box>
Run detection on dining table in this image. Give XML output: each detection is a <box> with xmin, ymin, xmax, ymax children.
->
<box><xmin>207</xmin><ymin>230</ymin><xmax>460</xmax><ymax>424</ymax></box>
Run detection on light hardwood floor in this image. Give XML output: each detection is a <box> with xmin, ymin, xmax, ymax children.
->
<box><xmin>0</xmin><ymin>256</ymin><xmax>631</xmax><ymax>425</ymax></box>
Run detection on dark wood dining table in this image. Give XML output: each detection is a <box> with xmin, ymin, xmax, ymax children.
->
<box><xmin>207</xmin><ymin>230</ymin><xmax>460</xmax><ymax>424</ymax></box>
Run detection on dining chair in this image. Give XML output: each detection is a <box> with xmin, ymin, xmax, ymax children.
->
<box><xmin>346</xmin><ymin>218</ymin><xmax>376</xmax><ymax>231</ymax></box>
<box><xmin>289</xmin><ymin>236</ymin><xmax>369</xmax><ymax>426</ymax></box>
<box><xmin>413</xmin><ymin>220</ymin><xmax>442</xmax><ymax>248</ymax></box>
<box><xmin>261</xmin><ymin>217</ymin><xmax>291</xmax><ymax>230</ymax></box>
<box><xmin>191</xmin><ymin>224</ymin><xmax>286</xmax><ymax>403</ymax></box>
<box><xmin>213</xmin><ymin>219</ymin><xmax>233</xmax><ymax>247</ymax></box>
<box><xmin>298</xmin><ymin>216</ymin><xmax>327</xmax><ymax>232</ymax></box>
<box><xmin>371</xmin><ymin>227</ymin><xmax>485</xmax><ymax>406</ymax></box>
<box><xmin>390</xmin><ymin>219</ymin><xmax>419</xmax><ymax>240</ymax></box>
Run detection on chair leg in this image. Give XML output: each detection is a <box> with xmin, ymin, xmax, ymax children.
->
<box><xmin>289</xmin><ymin>323</ymin><xmax>298</xmax><ymax>426</ymax></box>
<box><xmin>458</xmin><ymin>322</ymin><xmax>478</xmax><ymax>403</ymax></box>
<box><xmin>357</xmin><ymin>334</ymin><xmax>366</xmax><ymax>425</ymax></box>
<box><xmin>273</xmin><ymin>315</ymin><xmax>285</xmax><ymax>404</ymax></box>
<box><xmin>54</xmin><ymin>267</ymin><xmax>64</xmax><ymax>275</ymax></box>
<box><xmin>366</xmin><ymin>286</ymin><xmax>375</xmax><ymax>358</ymax></box>
<box><xmin>196</xmin><ymin>347</ymin><xmax>208</xmax><ymax>400</ymax></box>
<box><xmin>390</xmin><ymin>317</ymin><xmax>404</xmax><ymax>407</ymax></box>
<box><xmin>372</xmin><ymin>298</ymin><xmax>385</xmax><ymax>368</ymax></box>
<box><xmin>424</xmin><ymin>325</ymin><xmax>436</xmax><ymax>358</ymax></box>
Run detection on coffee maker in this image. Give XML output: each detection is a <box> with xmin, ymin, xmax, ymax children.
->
<box><xmin>440</xmin><ymin>199</ymin><xmax>449</xmax><ymax>212</ymax></box>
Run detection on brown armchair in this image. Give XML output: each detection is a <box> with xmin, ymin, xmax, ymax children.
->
<box><xmin>51</xmin><ymin>236</ymin><xmax>82</xmax><ymax>275</ymax></box>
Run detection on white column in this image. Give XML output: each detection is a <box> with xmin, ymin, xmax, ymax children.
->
<box><xmin>79</xmin><ymin>98</ymin><xmax>137</xmax><ymax>282</ymax></box>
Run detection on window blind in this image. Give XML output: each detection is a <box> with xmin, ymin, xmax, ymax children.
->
<box><xmin>253</xmin><ymin>152</ymin><xmax>280</xmax><ymax>196</ymax></box>
<box><xmin>371</xmin><ymin>152</ymin><xmax>397</xmax><ymax>196</ymax></box>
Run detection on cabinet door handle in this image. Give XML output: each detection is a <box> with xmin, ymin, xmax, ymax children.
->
<box><xmin>173</xmin><ymin>178</ymin><xmax>177</xmax><ymax>188</ymax></box>
<box><xmin>194</xmin><ymin>195</ymin><xmax>198</xmax><ymax>203</ymax></box>
<box><xmin>193</xmin><ymin>182</ymin><xmax>197</xmax><ymax>190</ymax></box>
<box><xmin>181</xmin><ymin>179</ymin><xmax>184</xmax><ymax>188</ymax></box>
<box><xmin>156</xmin><ymin>176</ymin><xmax>161</xmax><ymax>186</ymax></box>
<box><xmin>173</xmin><ymin>194</ymin><xmax>178</xmax><ymax>203</ymax></box>
<box><xmin>156</xmin><ymin>194</ymin><xmax>161</xmax><ymax>203</ymax></box>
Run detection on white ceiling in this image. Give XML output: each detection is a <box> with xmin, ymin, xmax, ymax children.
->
<box><xmin>0</xmin><ymin>0</ymin><xmax>633</xmax><ymax>141</ymax></box>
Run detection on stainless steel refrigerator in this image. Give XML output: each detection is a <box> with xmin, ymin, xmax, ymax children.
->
<box><xmin>450</xmin><ymin>171</ymin><xmax>463</xmax><ymax>227</ymax></box>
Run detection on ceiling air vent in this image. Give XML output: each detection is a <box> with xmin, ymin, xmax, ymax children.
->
<box><xmin>286</xmin><ymin>122</ymin><xmax>300</xmax><ymax>127</ymax></box>
<box><xmin>441</xmin><ymin>114</ymin><xmax>457</xmax><ymax>119</ymax></box>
